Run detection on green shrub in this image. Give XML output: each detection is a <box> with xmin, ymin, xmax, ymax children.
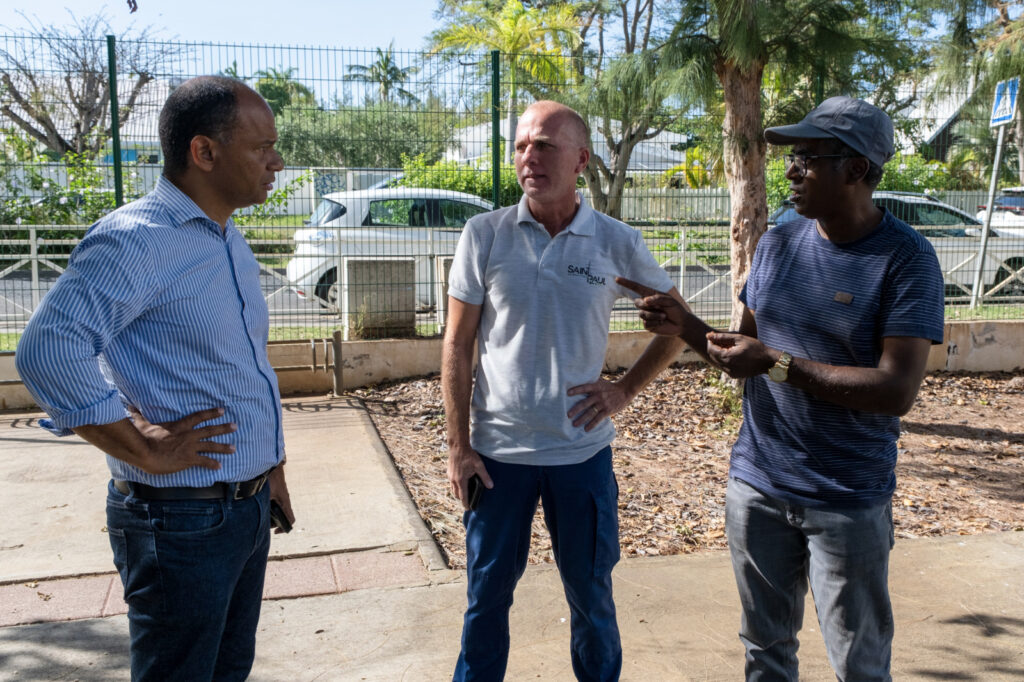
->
<box><xmin>397</xmin><ymin>153</ymin><xmax>521</xmax><ymax>206</ymax></box>
<box><xmin>877</xmin><ymin>154</ymin><xmax>953</xmax><ymax>194</ymax></box>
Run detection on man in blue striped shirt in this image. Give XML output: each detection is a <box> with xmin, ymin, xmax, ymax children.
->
<box><xmin>619</xmin><ymin>97</ymin><xmax>944</xmax><ymax>680</ymax></box>
<box><xmin>16</xmin><ymin>76</ymin><xmax>294</xmax><ymax>681</ymax></box>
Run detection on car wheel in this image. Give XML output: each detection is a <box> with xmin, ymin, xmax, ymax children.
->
<box><xmin>315</xmin><ymin>268</ymin><xmax>340</xmax><ymax>311</ymax></box>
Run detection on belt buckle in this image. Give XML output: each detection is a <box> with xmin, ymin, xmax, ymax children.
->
<box><xmin>232</xmin><ymin>474</ymin><xmax>267</xmax><ymax>500</ymax></box>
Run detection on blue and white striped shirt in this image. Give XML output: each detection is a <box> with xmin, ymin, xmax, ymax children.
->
<box><xmin>15</xmin><ymin>176</ymin><xmax>285</xmax><ymax>486</ymax></box>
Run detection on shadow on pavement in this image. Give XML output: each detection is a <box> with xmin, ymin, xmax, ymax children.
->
<box><xmin>906</xmin><ymin>613</ymin><xmax>1024</xmax><ymax>681</ymax></box>
<box><xmin>0</xmin><ymin>617</ymin><xmax>128</xmax><ymax>681</ymax></box>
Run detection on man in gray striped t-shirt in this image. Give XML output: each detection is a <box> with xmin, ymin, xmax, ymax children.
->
<box><xmin>620</xmin><ymin>96</ymin><xmax>944</xmax><ymax>681</ymax></box>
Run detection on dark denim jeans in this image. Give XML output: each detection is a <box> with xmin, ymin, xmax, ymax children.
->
<box><xmin>453</xmin><ymin>446</ymin><xmax>621</xmax><ymax>682</ymax></box>
<box><xmin>106</xmin><ymin>480</ymin><xmax>271</xmax><ymax>682</ymax></box>
<box><xmin>725</xmin><ymin>477</ymin><xmax>895</xmax><ymax>682</ymax></box>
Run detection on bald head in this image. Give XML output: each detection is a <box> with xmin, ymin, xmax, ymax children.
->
<box><xmin>522</xmin><ymin>100</ymin><xmax>590</xmax><ymax>149</ymax></box>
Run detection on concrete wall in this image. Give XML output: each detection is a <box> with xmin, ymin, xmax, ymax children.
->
<box><xmin>931</xmin><ymin>320</ymin><xmax>1024</xmax><ymax>372</ymax></box>
<box><xmin>0</xmin><ymin>353</ymin><xmax>34</xmax><ymax>411</ymax></box>
<box><xmin>3</xmin><ymin>321</ymin><xmax>1023</xmax><ymax>411</ymax></box>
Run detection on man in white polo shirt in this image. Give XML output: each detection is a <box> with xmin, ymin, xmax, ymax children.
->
<box><xmin>442</xmin><ymin>100</ymin><xmax>689</xmax><ymax>681</ymax></box>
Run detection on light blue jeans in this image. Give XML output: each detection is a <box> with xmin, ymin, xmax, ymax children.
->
<box><xmin>725</xmin><ymin>477</ymin><xmax>895</xmax><ymax>682</ymax></box>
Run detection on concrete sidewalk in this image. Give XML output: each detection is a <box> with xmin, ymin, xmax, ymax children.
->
<box><xmin>1</xmin><ymin>395</ymin><xmax>1022</xmax><ymax>680</ymax></box>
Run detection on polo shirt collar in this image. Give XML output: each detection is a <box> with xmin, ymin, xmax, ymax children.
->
<box><xmin>516</xmin><ymin>191</ymin><xmax>596</xmax><ymax>236</ymax></box>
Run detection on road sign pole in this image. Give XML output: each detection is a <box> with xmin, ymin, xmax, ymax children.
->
<box><xmin>970</xmin><ymin>124</ymin><xmax>1006</xmax><ymax>308</ymax></box>
<box><xmin>970</xmin><ymin>76</ymin><xmax>1020</xmax><ymax>308</ymax></box>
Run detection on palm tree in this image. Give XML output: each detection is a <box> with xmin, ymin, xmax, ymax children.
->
<box><xmin>429</xmin><ymin>0</ymin><xmax>581</xmax><ymax>161</ymax></box>
<box><xmin>927</xmin><ymin>0</ymin><xmax>1024</xmax><ymax>184</ymax></box>
<box><xmin>344</xmin><ymin>42</ymin><xmax>420</xmax><ymax>105</ymax></box>
<box><xmin>662</xmin><ymin>0</ymin><xmax>903</xmax><ymax>329</ymax></box>
<box><xmin>253</xmin><ymin>67</ymin><xmax>316</xmax><ymax>115</ymax></box>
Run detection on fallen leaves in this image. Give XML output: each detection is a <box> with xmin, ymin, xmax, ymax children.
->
<box><xmin>360</xmin><ymin>366</ymin><xmax>1024</xmax><ymax>570</ymax></box>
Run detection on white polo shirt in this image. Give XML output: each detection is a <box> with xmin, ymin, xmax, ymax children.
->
<box><xmin>448</xmin><ymin>193</ymin><xmax>674</xmax><ymax>466</ymax></box>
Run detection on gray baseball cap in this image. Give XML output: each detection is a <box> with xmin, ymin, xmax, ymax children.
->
<box><xmin>764</xmin><ymin>96</ymin><xmax>895</xmax><ymax>167</ymax></box>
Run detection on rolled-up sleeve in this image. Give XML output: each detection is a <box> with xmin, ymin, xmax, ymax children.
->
<box><xmin>15</xmin><ymin>228</ymin><xmax>157</xmax><ymax>435</ymax></box>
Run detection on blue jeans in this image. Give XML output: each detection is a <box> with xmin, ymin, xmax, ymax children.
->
<box><xmin>725</xmin><ymin>477</ymin><xmax>895</xmax><ymax>682</ymax></box>
<box><xmin>453</xmin><ymin>447</ymin><xmax>621</xmax><ymax>682</ymax></box>
<box><xmin>106</xmin><ymin>480</ymin><xmax>272</xmax><ymax>682</ymax></box>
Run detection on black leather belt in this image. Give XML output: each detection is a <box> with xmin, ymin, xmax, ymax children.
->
<box><xmin>113</xmin><ymin>472</ymin><xmax>270</xmax><ymax>501</ymax></box>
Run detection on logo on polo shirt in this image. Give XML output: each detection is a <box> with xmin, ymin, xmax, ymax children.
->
<box><xmin>567</xmin><ymin>262</ymin><xmax>606</xmax><ymax>286</ymax></box>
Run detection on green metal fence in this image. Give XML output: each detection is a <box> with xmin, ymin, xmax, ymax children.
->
<box><xmin>2</xmin><ymin>34</ymin><xmax>1022</xmax><ymax>352</ymax></box>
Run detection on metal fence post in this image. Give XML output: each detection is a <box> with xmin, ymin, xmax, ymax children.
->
<box><xmin>28</xmin><ymin>227</ymin><xmax>39</xmax><ymax>311</ymax></box>
<box><xmin>332</xmin><ymin>330</ymin><xmax>344</xmax><ymax>396</ymax></box>
<box><xmin>491</xmin><ymin>50</ymin><xmax>500</xmax><ymax>209</ymax></box>
<box><xmin>106</xmin><ymin>35</ymin><xmax>124</xmax><ymax>208</ymax></box>
<box><xmin>971</xmin><ymin>123</ymin><xmax>1008</xmax><ymax>308</ymax></box>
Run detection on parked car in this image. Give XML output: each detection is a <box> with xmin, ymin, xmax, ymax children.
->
<box><xmin>770</xmin><ymin>191</ymin><xmax>1024</xmax><ymax>297</ymax></box>
<box><xmin>976</xmin><ymin>186</ymin><xmax>1024</xmax><ymax>233</ymax></box>
<box><xmin>285</xmin><ymin>187</ymin><xmax>495</xmax><ymax>311</ymax></box>
<box><xmin>970</xmin><ymin>186</ymin><xmax>1024</xmax><ymax>223</ymax></box>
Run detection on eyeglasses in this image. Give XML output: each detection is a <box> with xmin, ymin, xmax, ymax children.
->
<box><xmin>784</xmin><ymin>153</ymin><xmax>851</xmax><ymax>179</ymax></box>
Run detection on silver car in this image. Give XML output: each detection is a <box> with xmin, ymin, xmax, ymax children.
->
<box><xmin>771</xmin><ymin>191</ymin><xmax>1024</xmax><ymax>298</ymax></box>
<box><xmin>286</xmin><ymin>188</ymin><xmax>494</xmax><ymax>310</ymax></box>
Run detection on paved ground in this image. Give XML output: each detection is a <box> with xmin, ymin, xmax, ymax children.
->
<box><xmin>0</xmin><ymin>395</ymin><xmax>1022</xmax><ymax>681</ymax></box>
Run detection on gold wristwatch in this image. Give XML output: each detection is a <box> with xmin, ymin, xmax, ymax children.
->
<box><xmin>767</xmin><ymin>351</ymin><xmax>792</xmax><ymax>383</ymax></box>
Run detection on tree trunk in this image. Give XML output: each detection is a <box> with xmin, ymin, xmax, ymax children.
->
<box><xmin>605</xmin><ymin>137</ymin><xmax>640</xmax><ymax>220</ymax></box>
<box><xmin>581</xmin><ymin>122</ymin><xmax>648</xmax><ymax>221</ymax></box>
<box><xmin>717</xmin><ymin>60</ymin><xmax>768</xmax><ymax>332</ymax></box>
<box><xmin>583</xmin><ymin>162</ymin><xmax>610</xmax><ymax>214</ymax></box>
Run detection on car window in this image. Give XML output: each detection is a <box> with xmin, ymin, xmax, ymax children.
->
<box><xmin>997</xmin><ymin>196</ymin><xmax>1024</xmax><ymax>208</ymax></box>
<box><xmin>366</xmin><ymin>198</ymin><xmax>424</xmax><ymax>226</ymax></box>
<box><xmin>440</xmin><ymin>200</ymin><xmax>490</xmax><ymax>228</ymax></box>
<box><xmin>916</xmin><ymin>204</ymin><xmax>974</xmax><ymax>227</ymax></box>
<box><xmin>876</xmin><ymin>198</ymin><xmax>919</xmax><ymax>224</ymax></box>
<box><xmin>308</xmin><ymin>199</ymin><xmax>346</xmax><ymax>226</ymax></box>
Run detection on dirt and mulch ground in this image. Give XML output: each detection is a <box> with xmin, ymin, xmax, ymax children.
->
<box><xmin>356</xmin><ymin>365</ymin><xmax>1024</xmax><ymax>570</ymax></box>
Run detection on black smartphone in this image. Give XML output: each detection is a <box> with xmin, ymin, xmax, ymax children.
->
<box><xmin>467</xmin><ymin>474</ymin><xmax>484</xmax><ymax>511</ymax></box>
<box><xmin>269</xmin><ymin>500</ymin><xmax>292</xmax><ymax>533</ymax></box>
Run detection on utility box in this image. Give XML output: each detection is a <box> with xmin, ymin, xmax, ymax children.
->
<box><xmin>341</xmin><ymin>257</ymin><xmax>416</xmax><ymax>340</ymax></box>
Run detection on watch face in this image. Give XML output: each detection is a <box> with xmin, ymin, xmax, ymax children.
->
<box><xmin>768</xmin><ymin>366</ymin><xmax>786</xmax><ymax>382</ymax></box>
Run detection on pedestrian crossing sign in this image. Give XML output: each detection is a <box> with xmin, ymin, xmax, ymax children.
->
<box><xmin>991</xmin><ymin>77</ymin><xmax>1019</xmax><ymax>127</ymax></box>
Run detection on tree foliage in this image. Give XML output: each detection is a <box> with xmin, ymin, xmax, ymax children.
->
<box><xmin>253</xmin><ymin>67</ymin><xmax>317</xmax><ymax>115</ymax></box>
<box><xmin>429</xmin><ymin>0</ymin><xmax>581</xmax><ymax>161</ymax></box>
<box><xmin>397</xmin><ymin>153</ymin><xmax>522</xmax><ymax>204</ymax></box>
<box><xmin>0</xmin><ymin>127</ymin><xmax>143</xmax><ymax>228</ymax></box>
<box><xmin>430</xmin><ymin>0</ymin><xmax>581</xmax><ymax>85</ymax></box>
<box><xmin>0</xmin><ymin>11</ymin><xmax>178</xmax><ymax>157</ymax></box>
<box><xmin>276</xmin><ymin>100</ymin><xmax>455</xmax><ymax>168</ymax></box>
<box><xmin>344</xmin><ymin>42</ymin><xmax>420</xmax><ymax>105</ymax></box>
<box><xmin>566</xmin><ymin>0</ymin><xmax>707</xmax><ymax>219</ymax></box>
<box><xmin>662</xmin><ymin>0</ymin><xmax>912</xmax><ymax>328</ymax></box>
<box><xmin>924</xmin><ymin>1</ymin><xmax>1024</xmax><ymax>184</ymax></box>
